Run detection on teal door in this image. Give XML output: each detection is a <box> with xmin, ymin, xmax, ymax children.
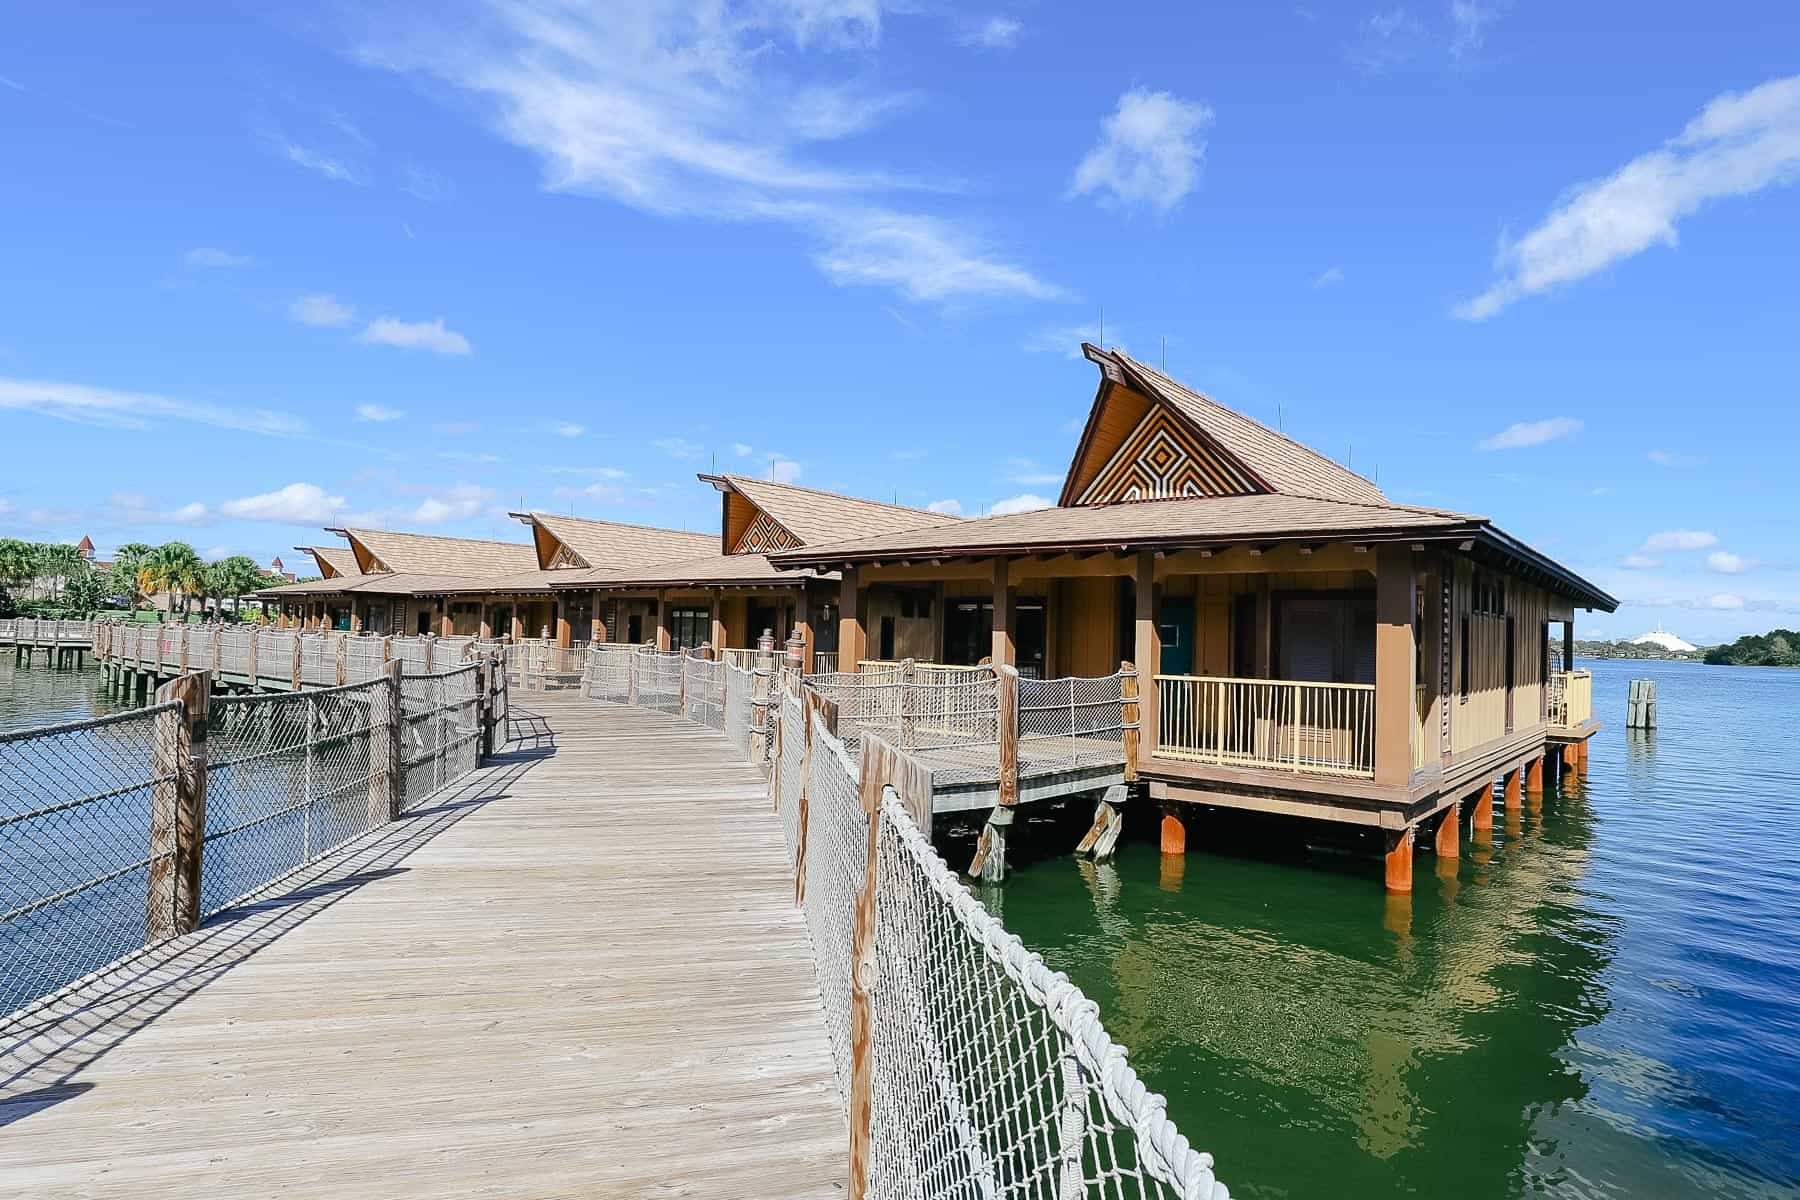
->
<box><xmin>1158</xmin><ymin>597</ymin><xmax>1194</xmax><ymax>676</ymax></box>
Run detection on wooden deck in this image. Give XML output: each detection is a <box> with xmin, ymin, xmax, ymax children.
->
<box><xmin>0</xmin><ymin>695</ymin><xmax>844</xmax><ymax>1197</ymax></box>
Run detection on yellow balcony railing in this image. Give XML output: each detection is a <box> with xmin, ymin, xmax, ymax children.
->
<box><xmin>1547</xmin><ymin>669</ymin><xmax>1592</xmax><ymax>728</ymax></box>
<box><xmin>1154</xmin><ymin>675</ymin><xmax>1376</xmax><ymax>779</ymax></box>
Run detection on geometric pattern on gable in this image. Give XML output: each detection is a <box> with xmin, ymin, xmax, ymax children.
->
<box><xmin>547</xmin><ymin>541</ymin><xmax>586</xmax><ymax>569</ymax></box>
<box><xmin>733</xmin><ymin>510</ymin><xmax>801</xmax><ymax>554</ymax></box>
<box><xmin>1076</xmin><ymin>405</ymin><xmax>1261</xmax><ymax>504</ymax></box>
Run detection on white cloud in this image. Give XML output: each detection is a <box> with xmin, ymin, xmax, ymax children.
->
<box><xmin>349</xmin><ymin>5</ymin><xmax>1057</xmax><ymax>305</ymax></box>
<box><xmin>1477</xmin><ymin>416</ymin><xmax>1583</xmax><ymax>450</ymax></box>
<box><xmin>0</xmin><ymin>376</ymin><xmax>307</xmax><ymax>437</ymax></box>
<box><xmin>545</xmin><ymin>421</ymin><xmax>585</xmax><ymax>438</ymax></box>
<box><xmin>168</xmin><ymin>502</ymin><xmax>210</xmax><ymax>525</ymax></box>
<box><xmin>1642</xmin><ymin>529</ymin><xmax>1718</xmax><ymax>552</ymax></box>
<box><xmin>292</xmin><ymin>293</ymin><xmax>355</xmax><ymax>327</ymax></box>
<box><xmin>355</xmin><ymin>403</ymin><xmax>406</xmax><ymax>422</ymax></box>
<box><xmin>1003</xmin><ymin>457</ymin><xmax>1063</xmax><ymax>486</ymax></box>
<box><xmin>281</xmin><ymin>140</ymin><xmax>364</xmax><ymax>184</ymax></box>
<box><xmin>732</xmin><ymin>442</ymin><xmax>755</xmax><ymax>457</ymax></box>
<box><xmin>958</xmin><ymin>16</ymin><xmax>1022</xmax><ymax>50</ymax></box>
<box><xmin>1448</xmin><ymin>0</ymin><xmax>1500</xmax><ymax>60</ymax></box>
<box><xmin>1456</xmin><ymin>75</ymin><xmax>1800</xmax><ymax>320</ymax></box>
<box><xmin>412</xmin><ymin>483</ymin><xmax>491</xmax><ymax>524</ymax></box>
<box><xmin>186</xmin><ymin>247</ymin><xmax>254</xmax><ymax>268</ymax></box>
<box><xmin>553</xmin><ymin>481</ymin><xmax>626</xmax><ymax>504</ymax></box>
<box><xmin>1620</xmin><ymin>554</ymin><xmax>1661</xmax><ymax>570</ymax></box>
<box><xmin>654</xmin><ymin>437</ymin><xmax>704</xmax><ymax>460</ymax></box>
<box><xmin>926</xmin><ymin>498</ymin><xmax>963</xmax><ymax>516</ymax></box>
<box><xmin>109</xmin><ymin>491</ymin><xmax>211</xmax><ymax>526</ymax></box>
<box><xmin>543</xmin><ymin>465</ymin><xmax>627</xmax><ymax>478</ymax></box>
<box><xmin>766</xmin><ymin>458</ymin><xmax>803</xmax><ymax>484</ymax></box>
<box><xmin>990</xmin><ymin>492</ymin><xmax>1052</xmax><ymax>515</ymax></box>
<box><xmin>1695</xmin><ymin>592</ymin><xmax>1745</xmax><ymax>610</ymax></box>
<box><xmin>219</xmin><ymin>482</ymin><xmax>347</xmax><ymax>523</ymax></box>
<box><xmin>1313</xmin><ymin>266</ymin><xmax>1345</xmax><ymax>289</ymax></box>
<box><xmin>1707</xmin><ymin>550</ymin><xmax>1751</xmax><ymax>573</ymax></box>
<box><xmin>1072</xmin><ymin>88</ymin><xmax>1213</xmax><ymax>214</ymax></box>
<box><xmin>358</xmin><ymin>316</ymin><xmax>472</xmax><ymax>355</ymax></box>
<box><xmin>438</xmin><ymin>450</ymin><xmax>501</xmax><ymax>464</ymax></box>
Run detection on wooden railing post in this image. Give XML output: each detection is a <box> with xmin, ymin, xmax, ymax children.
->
<box><xmin>969</xmin><ymin>664</ymin><xmax>1019</xmax><ymax>882</ymax></box>
<box><xmin>899</xmin><ymin>658</ymin><xmax>917</xmax><ymax>751</ymax></box>
<box><xmin>424</xmin><ymin>633</ymin><xmax>436</xmax><ymax>674</ymax></box>
<box><xmin>147</xmin><ymin>671</ymin><xmax>210</xmax><ymax>942</ymax></box>
<box><xmin>371</xmin><ymin>659</ymin><xmax>405</xmax><ymax>822</ymax></box>
<box><xmin>178</xmin><ymin>624</ymin><xmax>189</xmax><ymax>672</ymax></box>
<box><xmin>212</xmin><ymin>626</ymin><xmax>224</xmax><ymax>680</ymax></box>
<box><xmin>678</xmin><ymin>651</ymin><xmax>689</xmax><ymax>717</ymax></box>
<box><xmin>335</xmin><ymin>634</ymin><xmax>348</xmax><ymax>686</ymax></box>
<box><xmin>247</xmin><ymin>627</ymin><xmax>259</xmax><ymax>688</ymax></box>
<box><xmin>627</xmin><ymin>649</ymin><xmax>639</xmax><ymax>707</ymax></box>
<box><xmin>290</xmin><ymin>633</ymin><xmax>302</xmax><ymax>691</ymax></box>
<box><xmin>847</xmin><ymin>758</ymin><xmax>886</xmax><ymax>1200</ymax></box>
<box><xmin>1120</xmin><ymin>661</ymin><xmax>1140</xmax><ymax>783</ymax></box>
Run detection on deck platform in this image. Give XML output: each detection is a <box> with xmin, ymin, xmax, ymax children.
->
<box><xmin>0</xmin><ymin>695</ymin><xmax>843</xmax><ymax>1198</ymax></box>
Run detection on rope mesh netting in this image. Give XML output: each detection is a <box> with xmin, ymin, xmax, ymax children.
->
<box><xmin>583</xmin><ymin>645</ymin><xmax>634</xmax><ymax>704</ymax></box>
<box><xmin>0</xmin><ymin>706</ymin><xmax>179</xmax><ymax>1015</ymax></box>
<box><xmin>636</xmin><ymin>649</ymin><xmax>684</xmax><ymax>715</ymax></box>
<box><xmin>685</xmin><ymin>655</ymin><xmax>725</xmax><ymax>730</ymax></box>
<box><xmin>725</xmin><ymin>663</ymin><xmax>753</xmax><ymax>751</ymax></box>
<box><xmin>400</xmin><ymin>665</ymin><xmax>481</xmax><ymax>806</ymax></box>
<box><xmin>803</xmin><ymin>713</ymin><xmax>868</xmax><ymax>1106</ymax></box>
<box><xmin>777</xmin><ymin>691</ymin><xmax>806</xmax><ymax>861</ymax></box>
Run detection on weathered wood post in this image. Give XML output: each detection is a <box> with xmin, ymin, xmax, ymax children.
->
<box><xmin>291</xmin><ymin>633</ymin><xmax>302</xmax><ymax>692</ymax></box>
<box><xmin>424</xmin><ymin>634</ymin><xmax>436</xmax><ymax>674</ymax></box>
<box><xmin>678</xmin><ymin>649</ymin><xmax>689</xmax><ymax>717</ymax></box>
<box><xmin>212</xmin><ymin>625</ymin><xmax>224</xmax><ymax>680</ymax></box>
<box><xmin>627</xmin><ymin>648</ymin><xmax>639</xmax><ymax>707</ymax></box>
<box><xmin>147</xmin><ymin>671</ymin><xmax>210</xmax><ymax>942</ymax></box>
<box><xmin>371</xmin><ymin>659</ymin><xmax>405</xmax><ymax>822</ymax></box>
<box><xmin>177</xmin><ymin>624</ymin><xmax>189</xmax><ymax>673</ymax></box>
<box><xmin>1627</xmin><ymin>678</ymin><xmax>1657</xmax><ymax>728</ymax></box>
<box><xmin>335</xmin><ymin>633</ymin><xmax>348</xmax><ymax>687</ymax></box>
<box><xmin>969</xmin><ymin>664</ymin><xmax>1020</xmax><ymax>882</ymax></box>
<box><xmin>898</xmin><ymin>658</ymin><xmax>917</xmax><ymax>751</ymax></box>
<box><xmin>785</xmin><ymin>628</ymin><xmax>805</xmax><ymax>683</ymax></box>
<box><xmin>246</xmin><ymin>626</ymin><xmax>259</xmax><ymax>689</ymax></box>
<box><xmin>382</xmin><ymin>635</ymin><xmax>393</xmax><ymax>664</ymax></box>
<box><xmin>751</xmin><ymin>629</ymin><xmax>776</xmax><ymax>764</ymax></box>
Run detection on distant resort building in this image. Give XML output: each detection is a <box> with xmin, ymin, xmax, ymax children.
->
<box><xmin>259</xmin><ymin>343</ymin><xmax>1617</xmax><ymax>875</ymax></box>
<box><xmin>1628</xmin><ymin>623</ymin><xmax>1697</xmax><ymax>653</ymax></box>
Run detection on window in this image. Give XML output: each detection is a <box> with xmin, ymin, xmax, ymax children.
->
<box><xmin>1459</xmin><ymin>614</ymin><xmax>1470</xmax><ymax>703</ymax></box>
<box><xmin>1471</xmin><ymin>570</ymin><xmax>1507</xmax><ymax>616</ymax></box>
<box><xmin>669</xmin><ymin>606</ymin><xmax>710</xmax><ymax>651</ymax></box>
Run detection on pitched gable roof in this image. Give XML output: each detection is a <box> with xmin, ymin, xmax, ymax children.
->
<box><xmin>299</xmin><ymin>545</ymin><xmax>360</xmax><ymax>579</ymax></box>
<box><xmin>1064</xmin><ymin>345</ymin><xmax>1388</xmax><ymax>506</ymax></box>
<box><xmin>516</xmin><ymin>512</ymin><xmax>715</xmax><ymax>571</ymax></box>
<box><xmin>333</xmin><ymin>527</ymin><xmax>539</xmax><ymax>578</ymax></box>
<box><xmin>704</xmin><ymin>474</ymin><xmax>955</xmax><ymax>548</ymax></box>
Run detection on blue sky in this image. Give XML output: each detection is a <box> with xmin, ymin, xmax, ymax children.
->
<box><xmin>2</xmin><ymin>2</ymin><xmax>1795</xmax><ymax>641</ymax></box>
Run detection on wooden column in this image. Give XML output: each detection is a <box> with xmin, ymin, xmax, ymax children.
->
<box><xmin>510</xmin><ymin>612</ymin><xmax>524</xmax><ymax>642</ymax></box>
<box><xmin>1160</xmin><ymin>804</ymin><xmax>1186</xmax><ymax>856</ymax></box>
<box><xmin>1132</xmin><ymin>551</ymin><xmax>1160</xmax><ymax>761</ymax></box>
<box><xmin>1525</xmin><ymin>752</ymin><xmax>1546</xmax><ymax>794</ymax></box>
<box><xmin>1471</xmin><ymin>781</ymin><xmax>1494</xmax><ymax>832</ymax></box>
<box><xmin>651</xmin><ymin>590</ymin><xmax>668</xmax><ymax>651</ymax></box>
<box><xmin>370</xmin><ymin>660</ymin><xmax>404</xmax><ymax>823</ymax></box>
<box><xmin>350</xmin><ymin>604</ymin><xmax>363</xmax><ymax>633</ymax></box>
<box><xmin>1253</xmin><ymin>576</ymin><xmax>1273</xmax><ymax>678</ymax></box>
<box><xmin>441</xmin><ymin>604</ymin><xmax>454</xmax><ymax>638</ymax></box>
<box><xmin>1434</xmin><ymin>804</ymin><xmax>1460</xmax><ymax>859</ymax></box>
<box><xmin>1384</xmin><ymin>827</ymin><xmax>1414</xmax><ymax>894</ymax></box>
<box><xmin>1503</xmin><ymin>766</ymin><xmax>1523</xmax><ymax>811</ymax></box>
<box><xmin>147</xmin><ymin>671</ymin><xmax>209</xmax><ymax>941</ymax></box>
<box><xmin>555</xmin><ymin>607</ymin><xmax>571</xmax><ymax>648</ymax></box>
<box><xmin>480</xmin><ymin>604</ymin><xmax>492</xmax><ymax>640</ymax></box>
<box><xmin>795</xmin><ymin>604</ymin><xmax>815</xmax><ymax>674</ymax></box>
<box><xmin>1119</xmin><ymin>661</ymin><xmax>1141</xmax><ymax>781</ymax></box>
<box><xmin>990</xmin><ymin>557</ymin><xmax>1015</xmax><ymax>667</ymax></box>
<box><xmin>838</xmin><ymin>566</ymin><xmax>867</xmax><ymax>671</ymax></box>
<box><xmin>591</xmin><ymin>594</ymin><xmax>606</xmax><ymax>645</ymax></box>
<box><xmin>969</xmin><ymin>664</ymin><xmax>1020</xmax><ymax>883</ymax></box>
<box><xmin>711</xmin><ymin>590</ymin><xmax>728</xmax><ymax>654</ymax></box>
<box><xmin>1374</xmin><ymin>545</ymin><xmax>1417</xmax><ymax>788</ymax></box>
<box><xmin>1562</xmin><ymin>620</ymin><xmax>1574</xmax><ymax>671</ymax></box>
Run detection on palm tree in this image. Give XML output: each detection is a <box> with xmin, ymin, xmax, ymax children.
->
<box><xmin>110</xmin><ymin>543</ymin><xmax>153</xmax><ymax>607</ymax></box>
<box><xmin>0</xmin><ymin>539</ymin><xmax>38</xmax><ymax>593</ymax></box>
<box><xmin>139</xmin><ymin>542</ymin><xmax>205</xmax><ymax>619</ymax></box>
<box><xmin>205</xmin><ymin>555</ymin><xmax>266</xmax><ymax>620</ymax></box>
<box><xmin>36</xmin><ymin>542</ymin><xmax>83</xmax><ymax>602</ymax></box>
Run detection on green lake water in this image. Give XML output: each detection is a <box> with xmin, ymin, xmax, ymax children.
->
<box><xmin>984</xmin><ymin>658</ymin><xmax>1800</xmax><ymax>1198</ymax></box>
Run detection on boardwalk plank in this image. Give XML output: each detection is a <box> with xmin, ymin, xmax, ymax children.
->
<box><xmin>0</xmin><ymin>696</ymin><xmax>844</xmax><ymax>1198</ymax></box>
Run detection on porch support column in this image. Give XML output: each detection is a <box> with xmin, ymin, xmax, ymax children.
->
<box><xmin>711</xmin><ymin>589</ymin><xmax>727</xmax><ymax>655</ymax></box>
<box><xmin>839</xmin><ymin>566</ymin><xmax>867</xmax><ymax>670</ymax></box>
<box><xmin>1133</xmin><ymin>550</ymin><xmax>1160</xmax><ymax>768</ymax></box>
<box><xmin>510</xmin><ymin>606</ymin><xmax>524</xmax><ymax>642</ymax></box>
<box><xmin>592</xmin><ymin>593</ymin><xmax>606</xmax><ymax>644</ymax></box>
<box><xmin>990</xmin><ymin>557</ymin><xmax>1015</xmax><ymax>667</ymax></box>
<box><xmin>1385</xmin><ymin>827</ymin><xmax>1414</xmax><ymax>893</ymax></box>
<box><xmin>555</xmin><ymin>594</ymin><xmax>571</xmax><ymax>648</ymax></box>
<box><xmin>350</xmin><ymin>604</ymin><xmax>363</xmax><ymax>633</ymax></box>
<box><xmin>1254</xmin><ymin>576</ymin><xmax>1273</xmax><ymax>678</ymax></box>
<box><xmin>655</xmin><ymin>589</ymin><xmax>671</xmax><ymax>651</ymax></box>
<box><xmin>795</xmin><ymin>590</ymin><xmax>815</xmax><ymax>673</ymax></box>
<box><xmin>1525</xmin><ymin>752</ymin><xmax>1546</xmax><ymax>795</ymax></box>
<box><xmin>1374</xmin><ymin>544</ymin><xmax>1416</xmax><ymax>788</ymax></box>
<box><xmin>1562</xmin><ymin>619</ymin><xmax>1574</xmax><ymax>671</ymax></box>
<box><xmin>441</xmin><ymin>601</ymin><xmax>454</xmax><ymax>638</ymax></box>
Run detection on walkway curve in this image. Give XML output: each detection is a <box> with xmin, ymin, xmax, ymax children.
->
<box><xmin>0</xmin><ymin>694</ymin><xmax>844</xmax><ymax>1198</ymax></box>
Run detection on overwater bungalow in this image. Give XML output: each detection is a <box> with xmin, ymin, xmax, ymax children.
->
<box><xmin>767</xmin><ymin>345</ymin><xmax>1616</xmax><ymax>885</ymax></box>
<box><xmin>524</xmin><ymin>476</ymin><xmax>952</xmax><ymax>664</ymax></box>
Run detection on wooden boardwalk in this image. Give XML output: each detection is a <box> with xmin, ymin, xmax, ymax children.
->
<box><xmin>0</xmin><ymin>695</ymin><xmax>844</xmax><ymax>1198</ymax></box>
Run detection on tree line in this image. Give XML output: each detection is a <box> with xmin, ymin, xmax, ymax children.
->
<box><xmin>1703</xmin><ymin>629</ymin><xmax>1800</xmax><ymax>668</ymax></box>
<box><xmin>0</xmin><ymin>539</ymin><xmax>304</xmax><ymax>621</ymax></box>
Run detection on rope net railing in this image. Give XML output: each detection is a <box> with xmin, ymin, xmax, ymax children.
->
<box><xmin>1019</xmin><ymin>673</ymin><xmax>1131</xmax><ymax>772</ymax></box>
<box><xmin>635</xmin><ymin>648</ymin><xmax>685</xmax><ymax>715</ymax></box>
<box><xmin>0</xmin><ymin>617</ymin><xmax>99</xmax><ymax>645</ymax></box>
<box><xmin>582</xmin><ymin>644</ymin><xmax>635</xmax><ymax>704</ymax></box>
<box><xmin>0</xmin><ymin>706</ymin><xmax>180</xmax><ymax>1016</ymax></box>
<box><xmin>1</xmin><ymin>661</ymin><xmax>495</xmax><ymax>1020</ymax></box>
<box><xmin>589</xmin><ymin>664</ymin><xmax>1223</xmax><ymax>1199</ymax></box>
<box><xmin>684</xmin><ymin>653</ymin><xmax>726</xmax><ymax>731</ymax></box>
<box><xmin>725</xmin><ymin>661</ymin><xmax>754</xmax><ymax>752</ymax></box>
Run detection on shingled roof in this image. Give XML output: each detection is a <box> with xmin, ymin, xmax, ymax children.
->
<box><xmin>516</xmin><ymin>512</ymin><xmax>715</xmax><ymax>571</ymax></box>
<box><xmin>299</xmin><ymin>545</ymin><xmax>360</xmax><ymax>579</ymax></box>
<box><xmin>1072</xmin><ymin>345</ymin><xmax>1389</xmax><ymax>505</ymax></box>
<box><xmin>333</xmin><ymin>528</ymin><xmax>539</xmax><ymax>578</ymax></box>
<box><xmin>705</xmin><ymin>475</ymin><xmax>955</xmax><ymax>546</ymax></box>
<box><xmin>545</xmin><ymin>552</ymin><xmax>825</xmax><ymax>590</ymax></box>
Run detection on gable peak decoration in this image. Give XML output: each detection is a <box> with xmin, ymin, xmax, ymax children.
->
<box><xmin>734</xmin><ymin>510</ymin><xmax>801</xmax><ymax>554</ymax></box>
<box><xmin>1077</xmin><ymin>405</ymin><xmax>1260</xmax><ymax>504</ymax></box>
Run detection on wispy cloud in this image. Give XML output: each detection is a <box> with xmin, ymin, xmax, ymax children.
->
<box><xmin>1477</xmin><ymin>416</ymin><xmax>1582</xmax><ymax>450</ymax></box>
<box><xmin>1642</xmin><ymin>529</ymin><xmax>1718</xmax><ymax>552</ymax></box>
<box><xmin>1072</xmin><ymin>88</ymin><xmax>1213</xmax><ymax>214</ymax></box>
<box><xmin>1001</xmin><ymin>457</ymin><xmax>1063</xmax><ymax>486</ymax></box>
<box><xmin>0</xmin><ymin>376</ymin><xmax>307</xmax><ymax>437</ymax></box>
<box><xmin>957</xmin><ymin>16</ymin><xmax>1022</xmax><ymax>50</ymax></box>
<box><xmin>291</xmin><ymin>293</ymin><xmax>355</xmax><ymax>327</ymax></box>
<box><xmin>926</xmin><ymin>498</ymin><xmax>963</xmax><ymax>516</ymax></box>
<box><xmin>1448</xmin><ymin>0</ymin><xmax>1501</xmax><ymax>60</ymax></box>
<box><xmin>1648</xmin><ymin>448</ymin><xmax>1707</xmax><ymax>468</ymax></box>
<box><xmin>186</xmin><ymin>247</ymin><xmax>255</xmax><ymax>268</ymax></box>
<box><xmin>110</xmin><ymin>491</ymin><xmax>211</xmax><ymax>527</ymax></box>
<box><xmin>347</xmin><ymin>4</ymin><xmax>1057</xmax><ymax>305</ymax></box>
<box><xmin>219</xmin><ymin>482</ymin><xmax>347</xmax><ymax>523</ymax></box>
<box><xmin>355</xmin><ymin>403</ymin><xmax>406</xmax><ymax>422</ymax></box>
<box><xmin>1620</xmin><ymin>554</ymin><xmax>1661</xmax><ymax>570</ymax></box>
<box><xmin>1022</xmin><ymin>320</ymin><xmax>1119</xmax><ymax>358</ymax></box>
<box><xmin>654</xmin><ymin>436</ymin><xmax>705</xmax><ymax>460</ymax></box>
<box><xmin>279</xmin><ymin>140</ymin><xmax>365</xmax><ymax>184</ymax></box>
<box><xmin>435</xmin><ymin>420</ymin><xmax>480</xmax><ymax>435</ymax></box>
<box><xmin>1312</xmin><ymin>266</ymin><xmax>1345</xmax><ymax>289</ymax></box>
<box><xmin>1456</xmin><ymin>75</ymin><xmax>1800</xmax><ymax>320</ymax></box>
<box><xmin>358</xmin><ymin>316</ymin><xmax>472</xmax><ymax>355</ymax></box>
<box><xmin>766</xmin><ymin>458</ymin><xmax>803</xmax><ymax>484</ymax></box>
<box><xmin>1344</xmin><ymin>7</ymin><xmax>1430</xmax><ymax>74</ymax></box>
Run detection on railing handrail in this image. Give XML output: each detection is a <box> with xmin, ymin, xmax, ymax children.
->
<box><xmin>1154</xmin><ymin>671</ymin><xmax>1376</xmax><ymax>691</ymax></box>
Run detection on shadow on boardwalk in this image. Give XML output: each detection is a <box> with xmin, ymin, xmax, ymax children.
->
<box><xmin>0</xmin><ymin>750</ymin><xmax>544</xmax><ymax>1128</ymax></box>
